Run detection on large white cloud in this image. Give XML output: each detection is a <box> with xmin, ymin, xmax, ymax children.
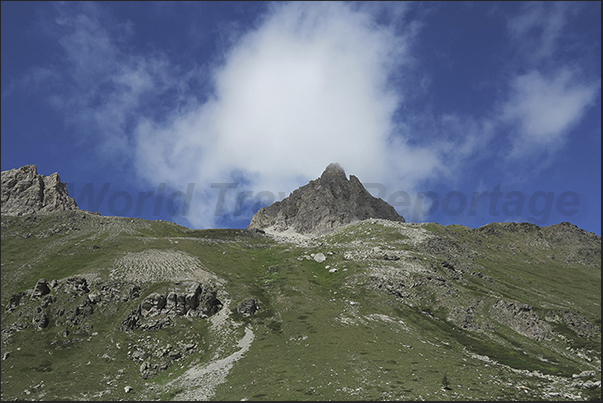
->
<box><xmin>25</xmin><ymin>2</ymin><xmax>599</xmax><ymax>228</ymax></box>
<box><xmin>133</xmin><ymin>2</ymin><xmax>441</xmax><ymax>228</ymax></box>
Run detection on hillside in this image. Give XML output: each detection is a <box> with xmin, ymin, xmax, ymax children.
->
<box><xmin>1</xmin><ymin>210</ymin><xmax>600</xmax><ymax>401</ymax></box>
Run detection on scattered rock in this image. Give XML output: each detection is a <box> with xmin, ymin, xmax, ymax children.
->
<box><xmin>573</xmin><ymin>370</ymin><xmax>596</xmax><ymax>379</ymax></box>
<box><xmin>64</xmin><ymin>277</ymin><xmax>90</xmax><ymax>295</ymax></box>
<box><xmin>141</xmin><ymin>293</ymin><xmax>167</xmax><ymax>316</ymax></box>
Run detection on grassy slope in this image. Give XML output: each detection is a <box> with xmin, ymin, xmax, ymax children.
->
<box><xmin>1</xmin><ymin>213</ymin><xmax>600</xmax><ymax>401</ymax></box>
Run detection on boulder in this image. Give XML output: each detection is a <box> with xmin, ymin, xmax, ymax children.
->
<box><xmin>31</xmin><ymin>279</ymin><xmax>51</xmax><ymax>299</ymax></box>
<box><xmin>313</xmin><ymin>253</ymin><xmax>326</xmax><ymax>263</ymax></box>
<box><xmin>64</xmin><ymin>277</ymin><xmax>90</xmax><ymax>295</ymax></box>
<box><xmin>140</xmin><ymin>293</ymin><xmax>166</xmax><ymax>316</ymax></box>
<box><xmin>237</xmin><ymin>299</ymin><xmax>260</xmax><ymax>316</ymax></box>
<box><xmin>32</xmin><ymin>309</ymin><xmax>49</xmax><ymax>330</ymax></box>
<box><xmin>5</xmin><ymin>291</ymin><xmax>27</xmax><ymax>312</ymax></box>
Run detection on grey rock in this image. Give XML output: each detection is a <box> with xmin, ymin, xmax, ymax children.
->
<box><xmin>168</xmin><ymin>351</ymin><xmax>182</xmax><ymax>360</ymax></box>
<box><xmin>561</xmin><ymin>310</ymin><xmax>600</xmax><ymax>338</ymax></box>
<box><xmin>64</xmin><ymin>277</ymin><xmax>90</xmax><ymax>295</ymax></box>
<box><xmin>248</xmin><ymin>163</ymin><xmax>404</xmax><ymax>235</ymax></box>
<box><xmin>313</xmin><ymin>253</ymin><xmax>326</xmax><ymax>263</ymax></box>
<box><xmin>573</xmin><ymin>370</ymin><xmax>596</xmax><ymax>379</ymax></box>
<box><xmin>490</xmin><ymin>299</ymin><xmax>553</xmax><ymax>341</ymax></box>
<box><xmin>40</xmin><ymin>295</ymin><xmax>55</xmax><ymax>308</ymax></box>
<box><xmin>140</xmin><ymin>293</ymin><xmax>167</xmax><ymax>316</ymax></box>
<box><xmin>237</xmin><ymin>299</ymin><xmax>260</xmax><ymax>316</ymax></box>
<box><xmin>125</xmin><ymin>282</ymin><xmax>221</xmax><ymax>331</ymax></box>
<box><xmin>87</xmin><ymin>294</ymin><xmax>101</xmax><ymax>304</ymax></box>
<box><xmin>31</xmin><ymin>279</ymin><xmax>51</xmax><ymax>299</ymax></box>
<box><xmin>121</xmin><ymin>309</ymin><xmax>141</xmax><ymax>332</ymax></box>
<box><xmin>32</xmin><ymin>309</ymin><xmax>49</xmax><ymax>330</ymax></box>
<box><xmin>5</xmin><ymin>291</ymin><xmax>27</xmax><ymax>312</ymax></box>
<box><xmin>1</xmin><ymin>165</ymin><xmax>79</xmax><ymax>216</ymax></box>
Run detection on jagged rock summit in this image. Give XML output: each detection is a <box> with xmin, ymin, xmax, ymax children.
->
<box><xmin>1</xmin><ymin>164</ymin><xmax>79</xmax><ymax>216</ymax></box>
<box><xmin>248</xmin><ymin>163</ymin><xmax>405</xmax><ymax>235</ymax></box>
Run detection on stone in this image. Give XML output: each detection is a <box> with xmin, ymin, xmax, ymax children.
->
<box><xmin>313</xmin><ymin>253</ymin><xmax>326</xmax><ymax>263</ymax></box>
<box><xmin>140</xmin><ymin>293</ymin><xmax>166</xmax><ymax>316</ymax></box>
<box><xmin>32</xmin><ymin>309</ymin><xmax>49</xmax><ymax>330</ymax></box>
<box><xmin>88</xmin><ymin>294</ymin><xmax>101</xmax><ymax>304</ymax></box>
<box><xmin>168</xmin><ymin>351</ymin><xmax>182</xmax><ymax>360</ymax></box>
<box><xmin>247</xmin><ymin>163</ymin><xmax>404</xmax><ymax>235</ymax></box>
<box><xmin>490</xmin><ymin>300</ymin><xmax>553</xmax><ymax>341</ymax></box>
<box><xmin>237</xmin><ymin>299</ymin><xmax>260</xmax><ymax>316</ymax></box>
<box><xmin>31</xmin><ymin>279</ymin><xmax>51</xmax><ymax>299</ymax></box>
<box><xmin>5</xmin><ymin>291</ymin><xmax>27</xmax><ymax>312</ymax></box>
<box><xmin>124</xmin><ymin>386</ymin><xmax>133</xmax><ymax>393</ymax></box>
<box><xmin>573</xmin><ymin>370</ymin><xmax>596</xmax><ymax>379</ymax></box>
<box><xmin>64</xmin><ymin>277</ymin><xmax>90</xmax><ymax>295</ymax></box>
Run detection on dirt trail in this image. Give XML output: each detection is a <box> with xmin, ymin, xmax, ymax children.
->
<box><xmin>164</xmin><ymin>298</ymin><xmax>255</xmax><ymax>401</ymax></box>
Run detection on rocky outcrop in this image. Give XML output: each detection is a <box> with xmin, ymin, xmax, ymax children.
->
<box><xmin>1</xmin><ymin>164</ymin><xmax>79</xmax><ymax>216</ymax></box>
<box><xmin>490</xmin><ymin>299</ymin><xmax>554</xmax><ymax>341</ymax></box>
<box><xmin>121</xmin><ymin>281</ymin><xmax>222</xmax><ymax>331</ymax></box>
<box><xmin>248</xmin><ymin>163</ymin><xmax>405</xmax><ymax>235</ymax></box>
<box><xmin>30</xmin><ymin>279</ymin><xmax>51</xmax><ymax>300</ymax></box>
<box><xmin>546</xmin><ymin>309</ymin><xmax>601</xmax><ymax>339</ymax></box>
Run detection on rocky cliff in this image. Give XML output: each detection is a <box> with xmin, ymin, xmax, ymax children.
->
<box><xmin>248</xmin><ymin>163</ymin><xmax>405</xmax><ymax>235</ymax></box>
<box><xmin>1</xmin><ymin>165</ymin><xmax>79</xmax><ymax>216</ymax></box>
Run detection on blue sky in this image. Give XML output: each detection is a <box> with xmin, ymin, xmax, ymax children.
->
<box><xmin>2</xmin><ymin>1</ymin><xmax>601</xmax><ymax>235</ymax></box>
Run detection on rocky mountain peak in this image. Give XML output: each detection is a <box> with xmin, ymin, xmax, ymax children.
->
<box><xmin>320</xmin><ymin>162</ymin><xmax>347</xmax><ymax>181</ymax></box>
<box><xmin>247</xmin><ymin>163</ymin><xmax>405</xmax><ymax>235</ymax></box>
<box><xmin>1</xmin><ymin>164</ymin><xmax>79</xmax><ymax>216</ymax></box>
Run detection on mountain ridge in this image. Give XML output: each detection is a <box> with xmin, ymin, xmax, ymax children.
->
<box><xmin>248</xmin><ymin>163</ymin><xmax>405</xmax><ymax>235</ymax></box>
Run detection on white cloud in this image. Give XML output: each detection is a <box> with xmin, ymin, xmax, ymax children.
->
<box><xmin>502</xmin><ymin>69</ymin><xmax>600</xmax><ymax>158</ymax></box>
<box><xmin>132</xmin><ymin>2</ymin><xmax>443</xmax><ymax>228</ymax></box>
<box><xmin>27</xmin><ymin>2</ymin><xmax>598</xmax><ymax>228</ymax></box>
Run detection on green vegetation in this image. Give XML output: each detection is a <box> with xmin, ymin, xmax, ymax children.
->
<box><xmin>1</xmin><ymin>211</ymin><xmax>600</xmax><ymax>401</ymax></box>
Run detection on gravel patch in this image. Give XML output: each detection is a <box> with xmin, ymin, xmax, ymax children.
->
<box><xmin>109</xmin><ymin>249</ymin><xmax>215</xmax><ymax>283</ymax></box>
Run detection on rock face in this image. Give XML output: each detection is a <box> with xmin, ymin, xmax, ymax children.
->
<box><xmin>248</xmin><ymin>163</ymin><xmax>405</xmax><ymax>235</ymax></box>
<box><xmin>121</xmin><ymin>281</ymin><xmax>222</xmax><ymax>332</ymax></box>
<box><xmin>1</xmin><ymin>164</ymin><xmax>79</xmax><ymax>216</ymax></box>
